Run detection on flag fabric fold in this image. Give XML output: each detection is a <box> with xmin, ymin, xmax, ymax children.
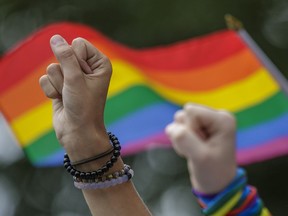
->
<box><xmin>0</xmin><ymin>22</ymin><xmax>288</xmax><ymax>166</ymax></box>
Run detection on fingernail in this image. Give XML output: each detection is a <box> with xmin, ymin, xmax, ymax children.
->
<box><xmin>51</xmin><ymin>35</ymin><xmax>65</xmax><ymax>46</ymax></box>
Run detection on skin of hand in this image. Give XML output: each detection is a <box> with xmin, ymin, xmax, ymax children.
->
<box><xmin>39</xmin><ymin>35</ymin><xmax>113</xmax><ymax>161</ymax></box>
<box><xmin>165</xmin><ymin>103</ymin><xmax>237</xmax><ymax>194</ymax></box>
<box><xmin>39</xmin><ymin>35</ymin><xmax>151</xmax><ymax>216</ymax></box>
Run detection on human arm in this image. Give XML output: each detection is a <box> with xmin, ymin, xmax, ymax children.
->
<box><xmin>39</xmin><ymin>35</ymin><xmax>151</xmax><ymax>216</ymax></box>
<box><xmin>165</xmin><ymin>104</ymin><xmax>271</xmax><ymax>215</ymax></box>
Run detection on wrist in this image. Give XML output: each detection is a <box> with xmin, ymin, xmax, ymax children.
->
<box><xmin>59</xmin><ymin>127</ymin><xmax>110</xmax><ymax>160</ymax></box>
<box><xmin>193</xmin><ymin>168</ymin><xmax>247</xmax><ymax>215</ymax></box>
<box><xmin>63</xmin><ymin>131</ymin><xmax>125</xmax><ymax>174</ymax></box>
<box><xmin>62</xmin><ymin>132</ymin><xmax>134</xmax><ymax>192</ymax></box>
<box><xmin>192</xmin><ymin>168</ymin><xmax>270</xmax><ymax>216</ymax></box>
<box><xmin>188</xmin><ymin>160</ymin><xmax>237</xmax><ymax>194</ymax></box>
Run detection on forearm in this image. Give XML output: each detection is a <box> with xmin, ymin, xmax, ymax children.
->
<box><xmin>62</xmin><ymin>131</ymin><xmax>151</xmax><ymax>216</ymax></box>
<box><xmin>83</xmin><ymin>179</ymin><xmax>151</xmax><ymax>216</ymax></box>
<box><xmin>187</xmin><ymin>159</ymin><xmax>237</xmax><ymax>194</ymax></box>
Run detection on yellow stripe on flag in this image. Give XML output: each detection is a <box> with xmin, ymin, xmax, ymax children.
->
<box><xmin>108</xmin><ymin>60</ymin><xmax>147</xmax><ymax>97</ymax></box>
<box><xmin>154</xmin><ymin>68</ymin><xmax>279</xmax><ymax>111</ymax></box>
<box><xmin>109</xmin><ymin>61</ymin><xmax>279</xmax><ymax>112</ymax></box>
<box><xmin>11</xmin><ymin>101</ymin><xmax>53</xmax><ymax>147</ymax></box>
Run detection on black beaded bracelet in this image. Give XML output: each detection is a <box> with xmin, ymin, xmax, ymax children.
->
<box><xmin>63</xmin><ymin>132</ymin><xmax>121</xmax><ymax>180</ymax></box>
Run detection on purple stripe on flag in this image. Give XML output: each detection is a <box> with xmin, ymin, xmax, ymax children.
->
<box><xmin>237</xmin><ymin>112</ymin><xmax>288</xmax><ymax>149</ymax></box>
<box><xmin>121</xmin><ymin>132</ymin><xmax>171</xmax><ymax>155</ymax></box>
<box><xmin>237</xmin><ymin>136</ymin><xmax>288</xmax><ymax>164</ymax></box>
<box><xmin>107</xmin><ymin>102</ymin><xmax>178</xmax><ymax>145</ymax></box>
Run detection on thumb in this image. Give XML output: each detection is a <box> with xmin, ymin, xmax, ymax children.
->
<box><xmin>50</xmin><ymin>35</ymin><xmax>85</xmax><ymax>87</ymax></box>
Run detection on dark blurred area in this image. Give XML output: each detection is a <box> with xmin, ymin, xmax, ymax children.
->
<box><xmin>0</xmin><ymin>0</ymin><xmax>288</xmax><ymax>215</ymax></box>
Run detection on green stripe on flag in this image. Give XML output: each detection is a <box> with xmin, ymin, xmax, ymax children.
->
<box><xmin>24</xmin><ymin>130</ymin><xmax>59</xmax><ymax>163</ymax></box>
<box><xmin>105</xmin><ymin>85</ymin><xmax>165</xmax><ymax>124</ymax></box>
<box><xmin>235</xmin><ymin>91</ymin><xmax>288</xmax><ymax>129</ymax></box>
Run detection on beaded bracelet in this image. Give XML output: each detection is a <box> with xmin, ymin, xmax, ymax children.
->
<box><xmin>73</xmin><ymin>164</ymin><xmax>132</xmax><ymax>183</ymax></box>
<box><xmin>63</xmin><ymin>132</ymin><xmax>121</xmax><ymax>180</ymax></box>
<box><xmin>74</xmin><ymin>164</ymin><xmax>134</xmax><ymax>190</ymax></box>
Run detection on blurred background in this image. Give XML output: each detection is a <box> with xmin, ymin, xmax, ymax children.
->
<box><xmin>1</xmin><ymin>0</ymin><xmax>288</xmax><ymax>215</ymax></box>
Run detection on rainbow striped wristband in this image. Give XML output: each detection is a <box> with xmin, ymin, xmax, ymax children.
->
<box><xmin>193</xmin><ymin>168</ymin><xmax>271</xmax><ymax>216</ymax></box>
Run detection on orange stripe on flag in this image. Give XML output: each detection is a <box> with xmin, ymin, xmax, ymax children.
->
<box><xmin>0</xmin><ymin>59</ymin><xmax>54</xmax><ymax>121</ymax></box>
<box><xmin>141</xmin><ymin>48</ymin><xmax>262</xmax><ymax>91</ymax></box>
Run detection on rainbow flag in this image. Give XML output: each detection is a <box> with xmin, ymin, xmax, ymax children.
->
<box><xmin>1</xmin><ymin>22</ymin><xmax>288</xmax><ymax>167</ymax></box>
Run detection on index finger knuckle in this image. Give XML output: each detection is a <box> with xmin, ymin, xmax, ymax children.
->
<box><xmin>57</xmin><ymin>46</ymin><xmax>74</xmax><ymax>60</ymax></box>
